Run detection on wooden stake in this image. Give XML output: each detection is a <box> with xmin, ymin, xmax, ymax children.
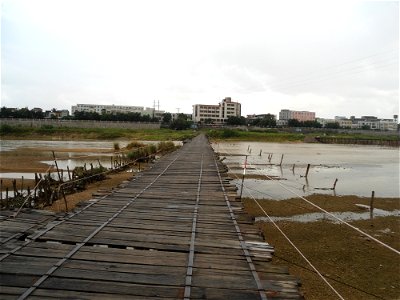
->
<box><xmin>6</xmin><ymin>188</ymin><xmax>9</xmax><ymax>208</ymax></box>
<box><xmin>52</xmin><ymin>151</ymin><xmax>62</xmax><ymax>182</ymax></box>
<box><xmin>279</xmin><ymin>154</ymin><xmax>284</xmax><ymax>166</ymax></box>
<box><xmin>370</xmin><ymin>191</ymin><xmax>375</xmax><ymax>219</ymax></box>
<box><xmin>67</xmin><ymin>166</ymin><xmax>72</xmax><ymax>181</ymax></box>
<box><xmin>239</xmin><ymin>155</ymin><xmax>248</xmax><ymax>200</ymax></box>
<box><xmin>259</xmin><ymin>149</ymin><xmax>262</xmax><ymax>156</ymax></box>
<box><xmin>332</xmin><ymin>178</ymin><xmax>338</xmax><ymax>190</ymax></box>
<box><xmin>292</xmin><ymin>164</ymin><xmax>295</xmax><ymax>172</ymax></box>
<box><xmin>305</xmin><ymin>164</ymin><xmax>311</xmax><ymax>178</ymax></box>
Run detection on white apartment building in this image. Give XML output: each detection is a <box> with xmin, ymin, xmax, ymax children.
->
<box><xmin>317</xmin><ymin>116</ymin><xmax>398</xmax><ymax>131</ymax></box>
<box><xmin>279</xmin><ymin>109</ymin><xmax>316</xmax><ymax>122</ymax></box>
<box><xmin>71</xmin><ymin>104</ymin><xmax>164</xmax><ymax>118</ymax></box>
<box><xmin>192</xmin><ymin>97</ymin><xmax>241</xmax><ymax>124</ymax></box>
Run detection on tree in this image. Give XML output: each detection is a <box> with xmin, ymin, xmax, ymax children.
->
<box><xmin>170</xmin><ymin>114</ymin><xmax>192</xmax><ymax>130</ymax></box>
<box><xmin>162</xmin><ymin>113</ymin><xmax>172</xmax><ymax>124</ymax></box>
<box><xmin>288</xmin><ymin>119</ymin><xmax>301</xmax><ymax>127</ymax></box>
<box><xmin>325</xmin><ymin>122</ymin><xmax>340</xmax><ymax>129</ymax></box>
<box><xmin>226</xmin><ymin>116</ymin><xmax>246</xmax><ymax>126</ymax></box>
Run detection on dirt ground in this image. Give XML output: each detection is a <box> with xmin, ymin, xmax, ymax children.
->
<box><xmin>243</xmin><ymin>195</ymin><xmax>400</xmax><ymax>300</ymax></box>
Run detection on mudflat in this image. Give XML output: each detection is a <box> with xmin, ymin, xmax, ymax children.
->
<box><xmin>244</xmin><ymin>195</ymin><xmax>400</xmax><ymax>299</ymax></box>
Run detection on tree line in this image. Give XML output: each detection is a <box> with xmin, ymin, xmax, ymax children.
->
<box><xmin>0</xmin><ymin>107</ymin><xmax>194</xmax><ymax>130</ymax></box>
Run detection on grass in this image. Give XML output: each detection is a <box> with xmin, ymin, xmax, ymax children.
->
<box><xmin>1</xmin><ymin>124</ymin><xmax>398</xmax><ymax>143</ymax></box>
<box><xmin>0</xmin><ymin>125</ymin><xmax>199</xmax><ymax>141</ymax></box>
<box><xmin>206</xmin><ymin>129</ymin><xmax>305</xmax><ymax>142</ymax></box>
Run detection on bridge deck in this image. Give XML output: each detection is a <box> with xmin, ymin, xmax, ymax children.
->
<box><xmin>0</xmin><ymin>135</ymin><xmax>301</xmax><ymax>299</ymax></box>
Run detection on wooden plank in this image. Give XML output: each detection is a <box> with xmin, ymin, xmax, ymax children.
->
<box><xmin>40</xmin><ymin>277</ymin><xmax>186</xmax><ymax>298</ymax></box>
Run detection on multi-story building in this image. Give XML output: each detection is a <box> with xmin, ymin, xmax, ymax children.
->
<box><xmin>192</xmin><ymin>97</ymin><xmax>241</xmax><ymax>124</ymax></box>
<box><xmin>279</xmin><ymin>109</ymin><xmax>315</xmax><ymax>122</ymax></box>
<box><xmin>71</xmin><ymin>104</ymin><xmax>164</xmax><ymax>118</ymax></box>
<box><xmin>317</xmin><ymin>116</ymin><xmax>398</xmax><ymax>131</ymax></box>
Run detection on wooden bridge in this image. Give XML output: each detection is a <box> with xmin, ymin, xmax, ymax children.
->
<box><xmin>0</xmin><ymin>135</ymin><xmax>301</xmax><ymax>299</ymax></box>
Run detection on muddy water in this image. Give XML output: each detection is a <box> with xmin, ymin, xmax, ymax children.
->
<box><xmin>256</xmin><ymin>209</ymin><xmax>400</xmax><ymax>223</ymax></box>
<box><xmin>0</xmin><ymin>140</ymin><xmax>130</xmax><ymax>152</ymax></box>
<box><xmin>0</xmin><ymin>139</ymin><xmax>180</xmax><ymax>177</ymax></box>
<box><xmin>213</xmin><ymin>142</ymin><xmax>399</xmax><ymax>199</ymax></box>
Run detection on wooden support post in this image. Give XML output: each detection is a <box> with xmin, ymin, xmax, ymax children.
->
<box><xmin>12</xmin><ymin>179</ymin><xmax>17</xmax><ymax>196</ymax></box>
<box><xmin>67</xmin><ymin>166</ymin><xmax>72</xmax><ymax>181</ymax></box>
<box><xmin>370</xmin><ymin>191</ymin><xmax>375</xmax><ymax>219</ymax></box>
<box><xmin>279</xmin><ymin>154</ymin><xmax>284</xmax><ymax>166</ymax></box>
<box><xmin>6</xmin><ymin>188</ymin><xmax>9</xmax><ymax>209</ymax></box>
<box><xmin>292</xmin><ymin>164</ymin><xmax>295</xmax><ymax>173</ymax></box>
<box><xmin>21</xmin><ymin>176</ymin><xmax>24</xmax><ymax>195</ymax></box>
<box><xmin>259</xmin><ymin>149</ymin><xmax>262</xmax><ymax>156</ymax></box>
<box><xmin>111</xmin><ymin>157</ymin><xmax>113</xmax><ymax>169</ymax></box>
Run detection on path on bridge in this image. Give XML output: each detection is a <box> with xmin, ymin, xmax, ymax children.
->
<box><xmin>0</xmin><ymin>134</ymin><xmax>301</xmax><ymax>299</ymax></box>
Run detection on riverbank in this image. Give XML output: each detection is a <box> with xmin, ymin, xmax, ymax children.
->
<box><xmin>243</xmin><ymin>195</ymin><xmax>400</xmax><ymax>299</ymax></box>
<box><xmin>1</xmin><ymin>125</ymin><xmax>398</xmax><ymax>145</ymax></box>
<box><xmin>0</xmin><ymin>126</ymin><xmax>198</xmax><ymax>141</ymax></box>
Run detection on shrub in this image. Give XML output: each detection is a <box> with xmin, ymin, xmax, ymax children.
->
<box><xmin>157</xmin><ymin>141</ymin><xmax>176</xmax><ymax>153</ymax></box>
<box><xmin>126</xmin><ymin>141</ymin><xmax>145</xmax><ymax>149</ymax></box>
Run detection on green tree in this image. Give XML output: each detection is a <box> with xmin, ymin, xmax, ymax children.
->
<box><xmin>162</xmin><ymin>113</ymin><xmax>172</xmax><ymax>124</ymax></box>
<box><xmin>325</xmin><ymin>122</ymin><xmax>340</xmax><ymax>129</ymax></box>
<box><xmin>226</xmin><ymin>116</ymin><xmax>246</xmax><ymax>126</ymax></box>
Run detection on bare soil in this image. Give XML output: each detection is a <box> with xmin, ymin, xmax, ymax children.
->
<box><xmin>243</xmin><ymin>195</ymin><xmax>400</xmax><ymax>299</ymax></box>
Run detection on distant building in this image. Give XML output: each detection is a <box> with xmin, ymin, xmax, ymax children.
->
<box><xmin>279</xmin><ymin>109</ymin><xmax>315</xmax><ymax>122</ymax></box>
<box><xmin>246</xmin><ymin>114</ymin><xmax>277</xmax><ymax>121</ymax></box>
<box><xmin>45</xmin><ymin>109</ymin><xmax>69</xmax><ymax>119</ymax></box>
<box><xmin>192</xmin><ymin>97</ymin><xmax>241</xmax><ymax>124</ymax></box>
<box><xmin>71</xmin><ymin>104</ymin><xmax>164</xmax><ymax>119</ymax></box>
<box><xmin>318</xmin><ymin>116</ymin><xmax>397</xmax><ymax>131</ymax></box>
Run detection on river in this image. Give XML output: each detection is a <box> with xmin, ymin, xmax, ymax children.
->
<box><xmin>212</xmin><ymin>141</ymin><xmax>399</xmax><ymax>199</ymax></box>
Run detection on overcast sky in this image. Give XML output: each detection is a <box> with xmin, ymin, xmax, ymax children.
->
<box><xmin>1</xmin><ymin>0</ymin><xmax>399</xmax><ymax>118</ymax></box>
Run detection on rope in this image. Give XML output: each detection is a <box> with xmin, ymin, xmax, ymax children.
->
<box><xmin>247</xmin><ymin>188</ymin><xmax>345</xmax><ymax>299</ymax></box>
<box><xmin>246</xmin><ymin>161</ymin><xmax>400</xmax><ymax>255</ymax></box>
<box><xmin>218</xmin><ymin>148</ymin><xmax>400</xmax><ymax>256</ymax></box>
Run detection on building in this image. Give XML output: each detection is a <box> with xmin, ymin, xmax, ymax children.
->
<box><xmin>317</xmin><ymin>116</ymin><xmax>398</xmax><ymax>131</ymax></box>
<box><xmin>44</xmin><ymin>109</ymin><xmax>69</xmax><ymax>119</ymax></box>
<box><xmin>71</xmin><ymin>104</ymin><xmax>164</xmax><ymax>118</ymax></box>
<box><xmin>279</xmin><ymin>109</ymin><xmax>315</xmax><ymax>122</ymax></box>
<box><xmin>192</xmin><ymin>97</ymin><xmax>241</xmax><ymax>124</ymax></box>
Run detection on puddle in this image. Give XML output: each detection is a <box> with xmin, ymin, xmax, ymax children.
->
<box><xmin>256</xmin><ymin>209</ymin><xmax>400</xmax><ymax>223</ymax></box>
